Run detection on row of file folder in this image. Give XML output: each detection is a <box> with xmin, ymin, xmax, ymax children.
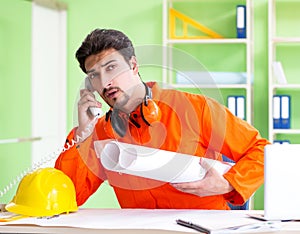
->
<box><xmin>227</xmin><ymin>96</ymin><xmax>245</xmax><ymax>120</ymax></box>
<box><xmin>273</xmin><ymin>95</ymin><xmax>291</xmax><ymax>129</ymax></box>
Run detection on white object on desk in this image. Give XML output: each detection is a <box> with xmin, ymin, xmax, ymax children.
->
<box><xmin>263</xmin><ymin>144</ymin><xmax>300</xmax><ymax>221</ymax></box>
<box><xmin>0</xmin><ymin>209</ymin><xmax>283</xmax><ymax>233</ymax></box>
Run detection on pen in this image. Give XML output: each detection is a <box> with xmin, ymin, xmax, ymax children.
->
<box><xmin>176</xmin><ymin>219</ymin><xmax>211</xmax><ymax>234</ymax></box>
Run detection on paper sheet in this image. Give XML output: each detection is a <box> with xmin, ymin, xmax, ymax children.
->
<box><xmin>94</xmin><ymin>141</ymin><xmax>232</xmax><ymax>183</ymax></box>
<box><xmin>0</xmin><ymin>209</ymin><xmax>282</xmax><ymax>233</ymax></box>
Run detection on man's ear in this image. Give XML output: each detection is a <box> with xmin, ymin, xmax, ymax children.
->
<box><xmin>130</xmin><ymin>56</ymin><xmax>139</xmax><ymax>74</ymax></box>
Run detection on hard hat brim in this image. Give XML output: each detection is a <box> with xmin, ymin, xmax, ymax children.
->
<box><xmin>5</xmin><ymin>201</ymin><xmax>78</xmax><ymax>217</ymax></box>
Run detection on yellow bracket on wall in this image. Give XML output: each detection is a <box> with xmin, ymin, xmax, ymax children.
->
<box><xmin>169</xmin><ymin>8</ymin><xmax>223</xmax><ymax>39</ymax></box>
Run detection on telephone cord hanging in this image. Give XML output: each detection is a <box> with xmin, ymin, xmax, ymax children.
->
<box><xmin>0</xmin><ymin>117</ymin><xmax>98</xmax><ymax>199</ymax></box>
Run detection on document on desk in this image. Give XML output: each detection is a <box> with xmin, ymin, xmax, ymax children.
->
<box><xmin>94</xmin><ymin>140</ymin><xmax>232</xmax><ymax>183</ymax></box>
<box><xmin>0</xmin><ymin>209</ymin><xmax>282</xmax><ymax>233</ymax></box>
<box><xmin>0</xmin><ymin>211</ymin><xmax>27</xmax><ymax>222</ymax></box>
<box><xmin>176</xmin><ymin>218</ymin><xmax>281</xmax><ymax>233</ymax></box>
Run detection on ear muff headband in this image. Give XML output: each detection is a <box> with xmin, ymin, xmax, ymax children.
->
<box><xmin>105</xmin><ymin>83</ymin><xmax>161</xmax><ymax>138</ymax></box>
<box><xmin>141</xmin><ymin>98</ymin><xmax>162</xmax><ymax>126</ymax></box>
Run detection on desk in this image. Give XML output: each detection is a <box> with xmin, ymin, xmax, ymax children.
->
<box><xmin>1</xmin><ymin>209</ymin><xmax>300</xmax><ymax>233</ymax></box>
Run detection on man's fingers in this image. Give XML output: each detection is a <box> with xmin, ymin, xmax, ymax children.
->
<box><xmin>171</xmin><ymin>180</ymin><xmax>203</xmax><ymax>190</ymax></box>
<box><xmin>78</xmin><ymin>89</ymin><xmax>101</xmax><ymax>109</ymax></box>
<box><xmin>200</xmin><ymin>157</ymin><xmax>214</xmax><ymax>172</ymax></box>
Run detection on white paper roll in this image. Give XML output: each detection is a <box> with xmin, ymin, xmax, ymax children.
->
<box><xmin>94</xmin><ymin>140</ymin><xmax>232</xmax><ymax>183</ymax></box>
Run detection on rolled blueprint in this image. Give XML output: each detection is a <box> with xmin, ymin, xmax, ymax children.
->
<box><xmin>94</xmin><ymin>140</ymin><xmax>232</xmax><ymax>183</ymax></box>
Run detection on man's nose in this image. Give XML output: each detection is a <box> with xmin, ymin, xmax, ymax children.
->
<box><xmin>103</xmin><ymin>79</ymin><xmax>113</xmax><ymax>89</ymax></box>
<box><xmin>101</xmin><ymin>79</ymin><xmax>113</xmax><ymax>95</ymax></box>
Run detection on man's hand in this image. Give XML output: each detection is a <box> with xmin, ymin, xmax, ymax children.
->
<box><xmin>171</xmin><ymin>158</ymin><xmax>234</xmax><ymax>197</ymax></box>
<box><xmin>76</xmin><ymin>89</ymin><xmax>102</xmax><ymax>142</ymax></box>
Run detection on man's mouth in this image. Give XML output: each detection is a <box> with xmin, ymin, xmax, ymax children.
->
<box><xmin>104</xmin><ymin>87</ymin><xmax>120</xmax><ymax>100</ymax></box>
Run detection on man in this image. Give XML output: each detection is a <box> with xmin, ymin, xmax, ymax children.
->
<box><xmin>55</xmin><ymin>28</ymin><xmax>269</xmax><ymax>209</ymax></box>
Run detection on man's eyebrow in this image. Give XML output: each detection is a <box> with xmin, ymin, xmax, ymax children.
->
<box><xmin>86</xmin><ymin>59</ymin><xmax>117</xmax><ymax>73</ymax></box>
<box><xmin>101</xmin><ymin>59</ymin><xmax>117</xmax><ymax>67</ymax></box>
<box><xmin>86</xmin><ymin>69</ymin><xmax>95</xmax><ymax>74</ymax></box>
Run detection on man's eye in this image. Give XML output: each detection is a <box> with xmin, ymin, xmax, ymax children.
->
<box><xmin>107</xmin><ymin>64</ymin><xmax>116</xmax><ymax>71</ymax></box>
<box><xmin>89</xmin><ymin>73</ymin><xmax>98</xmax><ymax>79</ymax></box>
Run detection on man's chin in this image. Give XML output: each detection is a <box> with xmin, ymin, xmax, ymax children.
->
<box><xmin>113</xmin><ymin>94</ymin><xmax>130</xmax><ymax>110</ymax></box>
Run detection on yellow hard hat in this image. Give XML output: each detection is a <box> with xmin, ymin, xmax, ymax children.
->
<box><xmin>5</xmin><ymin>167</ymin><xmax>78</xmax><ymax>217</ymax></box>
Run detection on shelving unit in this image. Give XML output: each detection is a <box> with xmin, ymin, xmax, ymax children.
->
<box><xmin>162</xmin><ymin>0</ymin><xmax>254</xmax><ymax>124</ymax></box>
<box><xmin>268</xmin><ymin>0</ymin><xmax>300</xmax><ymax>143</ymax></box>
<box><xmin>162</xmin><ymin>0</ymin><xmax>254</xmax><ymax>210</ymax></box>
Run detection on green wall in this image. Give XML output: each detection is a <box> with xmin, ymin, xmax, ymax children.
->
<box><xmin>252</xmin><ymin>0</ymin><xmax>268</xmax><ymax>210</ymax></box>
<box><xmin>0</xmin><ymin>0</ymin><xmax>32</xmax><ymax>204</ymax></box>
<box><xmin>0</xmin><ymin>0</ymin><xmax>270</xmax><ymax>209</ymax></box>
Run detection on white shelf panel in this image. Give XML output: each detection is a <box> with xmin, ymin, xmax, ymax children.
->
<box><xmin>166</xmin><ymin>38</ymin><xmax>248</xmax><ymax>44</ymax></box>
<box><xmin>272</xmin><ymin>37</ymin><xmax>300</xmax><ymax>44</ymax></box>
<box><xmin>272</xmin><ymin>129</ymin><xmax>300</xmax><ymax>135</ymax></box>
<box><xmin>272</xmin><ymin>84</ymin><xmax>300</xmax><ymax>89</ymax></box>
<box><xmin>0</xmin><ymin>137</ymin><xmax>42</xmax><ymax>144</ymax></box>
<box><xmin>170</xmin><ymin>84</ymin><xmax>249</xmax><ymax>89</ymax></box>
<box><xmin>169</xmin><ymin>0</ymin><xmax>238</xmax><ymax>2</ymax></box>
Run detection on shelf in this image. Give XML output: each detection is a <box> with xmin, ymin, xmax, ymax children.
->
<box><xmin>272</xmin><ymin>84</ymin><xmax>300</xmax><ymax>89</ymax></box>
<box><xmin>166</xmin><ymin>38</ymin><xmax>248</xmax><ymax>44</ymax></box>
<box><xmin>170</xmin><ymin>84</ymin><xmax>249</xmax><ymax>89</ymax></box>
<box><xmin>0</xmin><ymin>137</ymin><xmax>42</xmax><ymax>144</ymax></box>
<box><xmin>272</xmin><ymin>37</ymin><xmax>300</xmax><ymax>44</ymax></box>
<box><xmin>268</xmin><ymin>0</ymin><xmax>300</xmax><ymax>143</ymax></box>
<box><xmin>272</xmin><ymin>129</ymin><xmax>300</xmax><ymax>135</ymax></box>
<box><xmin>168</xmin><ymin>0</ymin><xmax>238</xmax><ymax>2</ymax></box>
<box><xmin>163</xmin><ymin>0</ymin><xmax>253</xmax><ymax>124</ymax></box>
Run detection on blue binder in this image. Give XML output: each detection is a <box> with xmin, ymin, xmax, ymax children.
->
<box><xmin>273</xmin><ymin>95</ymin><xmax>281</xmax><ymax>129</ymax></box>
<box><xmin>227</xmin><ymin>96</ymin><xmax>236</xmax><ymax>116</ymax></box>
<box><xmin>273</xmin><ymin>95</ymin><xmax>291</xmax><ymax>129</ymax></box>
<box><xmin>280</xmin><ymin>95</ymin><xmax>291</xmax><ymax>129</ymax></box>
<box><xmin>273</xmin><ymin>140</ymin><xmax>290</xmax><ymax>144</ymax></box>
<box><xmin>227</xmin><ymin>95</ymin><xmax>245</xmax><ymax>120</ymax></box>
<box><xmin>236</xmin><ymin>5</ymin><xmax>246</xmax><ymax>38</ymax></box>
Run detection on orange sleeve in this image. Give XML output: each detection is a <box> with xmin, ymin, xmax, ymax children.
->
<box><xmin>200</xmin><ymin>96</ymin><xmax>269</xmax><ymax>205</ymax></box>
<box><xmin>55</xmin><ymin>128</ymin><xmax>107</xmax><ymax>206</ymax></box>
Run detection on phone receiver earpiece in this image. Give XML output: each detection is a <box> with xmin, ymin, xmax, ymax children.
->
<box><xmin>85</xmin><ymin>77</ymin><xmax>95</xmax><ymax>92</ymax></box>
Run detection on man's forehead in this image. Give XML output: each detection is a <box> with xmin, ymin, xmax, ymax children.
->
<box><xmin>85</xmin><ymin>48</ymin><xmax>122</xmax><ymax>72</ymax></box>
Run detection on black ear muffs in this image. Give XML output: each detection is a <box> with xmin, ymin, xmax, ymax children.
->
<box><xmin>104</xmin><ymin>83</ymin><xmax>161</xmax><ymax>138</ymax></box>
<box><xmin>140</xmin><ymin>98</ymin><xmax>162</xmax><ymax>126</ymax></box>
<box><xmin>140</xmin><ymin>84</ymin><xmax>162</xmax><ymax>126</ymax></box>
<box><xmin>105</xmin><ymin>109</ymin><xmax>141</xmax><ymax>138</ymax></box>
<box><xmin>110</xmin><ymin>109</ymin><xmax>128</xmax><ymax>138</ymax></box>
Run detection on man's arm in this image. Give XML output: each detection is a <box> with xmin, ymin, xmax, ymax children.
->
<box><xmin>172</xmin><ymin>96</ymin><xmax>269</xmax><ymax>204</ymax></box>
<box><xmin>55</xmin><ymin>128</ymin><xmax>106</xmax><ymax>206</ymax></box>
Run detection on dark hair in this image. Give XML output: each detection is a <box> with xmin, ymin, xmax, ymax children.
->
<box><xmin>75</xmin><ymin>29</ymin><xmax>135</xmax><ymax>73</ymax></box>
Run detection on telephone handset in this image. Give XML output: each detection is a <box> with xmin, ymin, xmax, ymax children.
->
<box><xmin>85</xmin><ymin>77</ymin><xmax>102</xmax><ymax>118</ymax></box>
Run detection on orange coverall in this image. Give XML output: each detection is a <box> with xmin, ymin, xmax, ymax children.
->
<box><xmin>55</xmin><ymin>82</ymin><xmax>269</xmax><ymax>209</ymax></box>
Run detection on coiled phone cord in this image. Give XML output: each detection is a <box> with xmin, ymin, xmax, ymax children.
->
<box><xmin>0</xmin><ymin>117</ymin><xmax>98</xmax><ymax>199</ymax></box>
